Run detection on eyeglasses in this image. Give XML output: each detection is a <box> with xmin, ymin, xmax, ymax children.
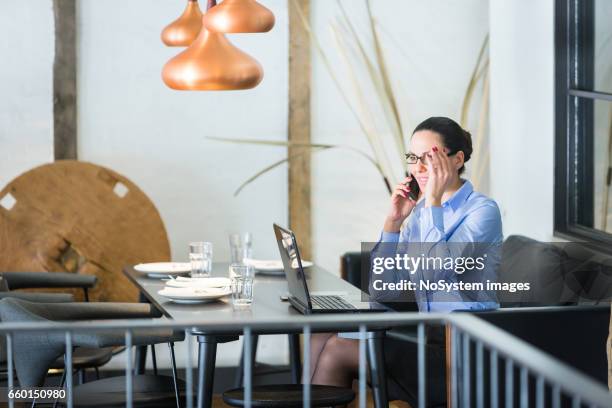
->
<box><xmin>405</xmin><ymin>150</ymin><xmax>456</xmax><ymax>166</ymax></box>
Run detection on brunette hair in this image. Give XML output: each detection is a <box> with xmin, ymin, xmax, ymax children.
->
<box><xmin>413</xmin><ymin>116</ymin><xmax>473</xmax><ymax>174</ymax></box>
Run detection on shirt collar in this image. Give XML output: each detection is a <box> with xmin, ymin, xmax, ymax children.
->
<box><xmin>442</xmin><ymin>179</ymin><xmax>473</xmax><ymax>212</ymax></box>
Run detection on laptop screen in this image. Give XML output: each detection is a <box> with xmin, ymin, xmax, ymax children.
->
<box><xmin>273</xmin><ymin>224</ymin><xmax>311</xmax><ymax>308</ymax></box>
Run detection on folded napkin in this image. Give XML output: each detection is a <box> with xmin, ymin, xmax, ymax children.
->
<box><xmin>165</xmin><ymin>277</ymin><xmax>231</xmax><ymax>288</ymax></box>
<box><xmin>160</xmin><ymin>286</ymin><xmax>229</xmax><ymax>296</ymax></box>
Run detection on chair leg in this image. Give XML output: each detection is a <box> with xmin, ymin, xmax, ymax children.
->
<box><xmin>288</xmin><ymin>334</ymin><xmax>301</xmax><ymax>384</ymax></box>
<box><xmin>78</xmin><ymin>369</ymin><xmax>85</xmax><ymax>384</ymax></box>
<box><xmin>169</xmin><ymin>342</ymin><xmax>181</xmax><ymax>408</ymax></box>
<box><xmin>94</xmin><ymin>367</ymin><xmax>100</xmax><ymax>380</ymax></box>
<box><xmin>134</xmin><ymin>345</ymin><xmax>147</xmax><ymax>375</ymax></box>
<box><xmin>234</xmin><ymin>334</ymin><xmax>259</xmax><ymax>388</ymax></box>
<box><xmin>52</xmin><ymin>369</ymin><xmax>67</xmax><ymax>408</ymax></box>
<box><xmin>151</xmin><ymin>344</ymin><xmax>158</xmax><ymax>376</ymax></box>
<box><xmin>367</xmin><ymin>335</ymin><xmax>388</xmax><ymax>408</ymax></box>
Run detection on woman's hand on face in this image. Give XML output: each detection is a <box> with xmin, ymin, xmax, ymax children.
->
<box><xmin>424</xmin><ymin>146</ymin><xmax>453</xmax><ymax>207</ymax></box>
<box><xmin>385</xmin><ymin>176</ymin><xmax>417</xmax><ymax>231</ymax></box>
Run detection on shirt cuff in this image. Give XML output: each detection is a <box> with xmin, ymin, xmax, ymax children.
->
<box><xmin>380</xmin><ymin>231</ymin><xmax>400</xmax><ymax>242</ymax></box>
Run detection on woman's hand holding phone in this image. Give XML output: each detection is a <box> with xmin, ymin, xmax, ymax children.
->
<box><xmin>384</xmin><ymin>176</ymin><xmax>418</xmax><ymax>232</ymax></box>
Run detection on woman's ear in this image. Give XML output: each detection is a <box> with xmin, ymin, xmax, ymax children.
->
<box><xmin>454</xmin><ymin>151</ymin><xmax>465</xmax><ymax>171</ymax></box>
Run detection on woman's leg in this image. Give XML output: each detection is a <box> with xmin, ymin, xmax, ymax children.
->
<box><xmin>309</xmin><ymin>333</ymin><xmax>335</xmax><ymax>379</ymax></box>
<box><xmin>311</xmin><ymin>334</ymin><xmax>360</xmax><ymax>388</ymax></box>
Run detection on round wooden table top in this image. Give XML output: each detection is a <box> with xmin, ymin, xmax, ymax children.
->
<box><xmin>0</xmin><ymin>161</ymin><xmax>171</xmax><ymax>302</ymax></box>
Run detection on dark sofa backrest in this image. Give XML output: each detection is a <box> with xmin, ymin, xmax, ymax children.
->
<box><xmin>561</xmin><ymin>243</ymin><xmax>612</xmax><ymax>303</ymax></box>
<box><xmin>341</xmin><ymin>235</ymin><xmax>612</xmax><ymax>307</ymax></box>
<box><xmin>498</xmin><ymin>235</ymin><xmax>576</xmax><ymax>307</ymax></box>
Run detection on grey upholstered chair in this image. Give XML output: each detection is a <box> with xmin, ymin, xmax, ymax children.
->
<box><xmin>0</xmin><ymin>291</ymin><xmax>74</xmax><ymax>303</ymax></box>
<box><xmin>0</xmin><ymin>298</ymin><xmax>187</xmax><ymax>408</ymax></box>
<box><xmin>0</xmin><ymin>270</ymin><xmax>97</xmax><ymax>303</ymax></box>
<box><xmin>0</xmin><ymin>272</ymin><xmax>97</xmax><ymax>300</ymax></box>
<box><xmin>0</xmin><ymin>271</ymin><xmax>116</xmax><ymax>384</ymax></box>
<box><xmin>0</xmin><ymin>272</ymin><xmax>105</xmax><ymax>377</ymax></box>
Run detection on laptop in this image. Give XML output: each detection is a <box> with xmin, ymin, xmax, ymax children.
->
<box><xmin>273</xmin><ymin>223</ymin><xmax>377</xmax><ymax>314</ymax></box>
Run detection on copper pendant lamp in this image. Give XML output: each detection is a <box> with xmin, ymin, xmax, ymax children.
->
<box><xmin>161</xmin><ymin>0</ymin><xmax>204</xmax><ymax>47</ymax></box>
<box><xmin>203</xmin><ymin>0</ymin><xmax>275</xmax><ymax>33</ymax></box>
<box><xmin>162</xmin><ymin>0</ymin><xmax>263</xmax><ymax>90</ymax></box>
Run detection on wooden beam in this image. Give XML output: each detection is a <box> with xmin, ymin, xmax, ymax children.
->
<box><xmin>288</xmin><ymin>0</ymin><xmax>312</xmax><ymax>259</ymax></box>
<box><xmin>53</xmin><ymin>0</ymin><xmax>77</xmax><ymax>160</ymax></box>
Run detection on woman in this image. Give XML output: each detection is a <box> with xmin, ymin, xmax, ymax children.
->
<box><xmin>309</xmin><ymin>117</ymin><xmax>503</xmax><ymax>406</ymax></box>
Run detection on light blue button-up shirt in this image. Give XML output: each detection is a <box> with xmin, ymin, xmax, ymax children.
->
<box><xmin>374</xmin><ymin>179</ymin><xmax>503</xmax><ymax>312</ymax></box>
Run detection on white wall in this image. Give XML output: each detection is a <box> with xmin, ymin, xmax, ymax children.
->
<box><xmin>488</xmin><ymin>0</ymin><xmax>555</xmax><ymax>241</ymax></box>
<box><xmin>77</xmin><ymin>0</ymin><xmax>289</xmax><ymax>265</ymax></box>
<box><xmin>311</xmin><ymin>0</ymin><xmax>490</xmax><ymax>274</ymax></box>
<box><xmin>0</xmin><ymin>0</ymin><xmax>290</xmax><ymax>368</ymax></box>
<box><xmin>76</xmin><ymin>0</ymin><xmax>289</xmax><ymax>367</ymax></box>
<box><xmin>0</xmin><ymin>0</ymin><xmax>54</xmax><ymax>188</ymax></box>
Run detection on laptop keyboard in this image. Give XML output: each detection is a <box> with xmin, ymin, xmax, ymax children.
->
<box><xmin>311</xmin><ymin>295</ymin><xmax>356</xmax><ymax>310</ymax></box>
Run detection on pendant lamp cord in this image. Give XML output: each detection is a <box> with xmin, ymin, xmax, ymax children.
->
<box><xmin>207</xmin><ymin>0</ymin><xmax>217</xmax><ymax>10</ymax></box>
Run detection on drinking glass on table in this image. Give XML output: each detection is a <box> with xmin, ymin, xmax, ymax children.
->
<box><xmin>189</xmin><ymin>242</ymin><xmax>212</xmax><ymax>278</ymax></box>
<box><xmin>230</xmin><ymin>264</ymin><xmax>255</xmax><ymax>307</ymax></box>
<box><xmin>229</xmin><ymin>232</ymin><xmax>252</xmax><ymax>264</ymax></box>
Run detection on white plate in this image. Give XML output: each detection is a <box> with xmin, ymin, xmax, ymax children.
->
<box><xmin>165</xmin><ymin>277</ymin><xmax>231</xmax><ymax>289</ymax></box>
<box><xmin>134</xmin><ymin>262</ymin><xmax>191</xmax><ymax>278</ymax></box>
<box><xmin>158</xmin><ymin>287</ymin><xmax>230</xmax><ymax>304</ymax></box>
<box><xmin>243</xmin><ymin>259</ymin><xmax>313</xmax><ymax>272</ymax></box>
<box><xmin>168</xmin><ymin>298</ymin><xmax>214</xmax><ymax>305</ymax></box>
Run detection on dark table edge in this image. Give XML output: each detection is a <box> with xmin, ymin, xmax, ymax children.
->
<box><xmin>123</xmin><ymin>265</ymin><xmax>174</xmax><ymax>319</ymax></box>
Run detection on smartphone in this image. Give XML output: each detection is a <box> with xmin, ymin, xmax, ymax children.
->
<box><xmin>408</xmin><ymin>176</ymin><xmax>420</xmax><ymax>201</ymax></box>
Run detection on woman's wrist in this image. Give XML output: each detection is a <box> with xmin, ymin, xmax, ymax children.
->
<box><xmin>383</xmin><ymin>217</ymin><xmax>404</xmax><ymax>232</ymax></box>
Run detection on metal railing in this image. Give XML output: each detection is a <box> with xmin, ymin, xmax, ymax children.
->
<box><xmin>1</xmin><ymin>312</ymin><xmax>611</xmax><ymax>408</ymax></box>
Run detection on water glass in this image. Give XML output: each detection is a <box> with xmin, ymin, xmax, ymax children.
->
<box><xmin>189</xmin><ymin>242</ymin><xmax>212</xmax><ymax>278</ymax></box>
<box><xmin>229</xmin><ymin>232</ymin><xmax>253</xmax><ymax>264</ymax></box>
<box><xmin>230</xmin><ymin>264</ymin><xmax>255</xmax><ymax>307</ymax></box>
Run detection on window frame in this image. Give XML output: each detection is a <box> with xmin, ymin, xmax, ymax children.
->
<box><xmin>554</xmin><ymin>0</ymin><xmax>612</xmax><ymax>249</ymax></box>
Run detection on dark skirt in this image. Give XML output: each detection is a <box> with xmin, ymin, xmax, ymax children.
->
<box><xmin>383</xmin><ymin>327</ymin><xmax>447</xmax><ymax>408</ymax></box>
